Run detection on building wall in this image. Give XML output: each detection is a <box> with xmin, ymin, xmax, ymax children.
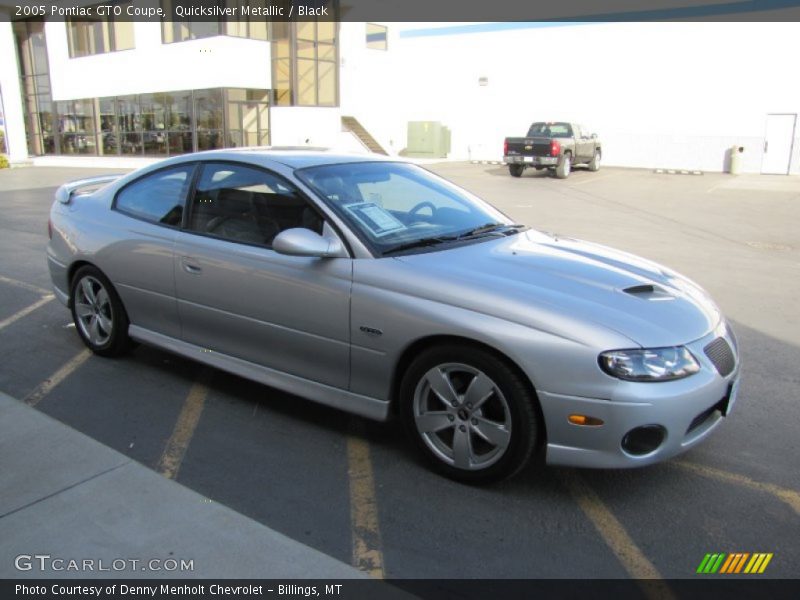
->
<box><xmin>338</xmin><ymin>22</ymin><xmax>405</xmax><ymax>155</ymax></box>
<box><xmin>45</xmin><ymin>22</ymin><xmax>271</xmax><ymax>100</ymax></box>
<box><xmin>354</xmin><ymin>22</ymin><xmax>800</xmax><ymax>174</ymax></box>
<box><xmin>269</xmin><ymin>106</ymin><xmax>341</xmax><ymax>147</ymax></box>
<box><xmin>3</xmin><ymin>20</ymin><xmax>799</xmax><ymax>175</ymax></box>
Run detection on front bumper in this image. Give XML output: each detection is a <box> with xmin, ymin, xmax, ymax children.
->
<box><xmin>504</xmin><ymin>155</ymin><xmax>559</xmax><ymax>167</ymax></box>
<box><xmin>539</xmin><ymin>323</ymin><xmax>740</xmax><ymax>469</ymax></box>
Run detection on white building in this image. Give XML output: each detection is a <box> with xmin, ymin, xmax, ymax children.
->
<box><xmin>1</xmin><ymin>17</ymin><xmax>798</xmax><ymax>175</ymax></box>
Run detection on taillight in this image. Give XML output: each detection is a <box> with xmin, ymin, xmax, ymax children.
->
<box><xmin>48</xmin><ymin>218</ymin><xmax>53</xmax><ymax>240</ymax></box>
<box><xmin>550</xmin><ymin>140</ymin><xmax>561</xmax><ymax>157</ymax></box>
<box><xmin>503</xmin><ymin>139</ymin><xmax>508</xmax><ymax>156</ymax></box>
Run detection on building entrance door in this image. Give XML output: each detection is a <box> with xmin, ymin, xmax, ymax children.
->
<box><xmin>228</xmin><ymin>102</ymin><xmax>269</xmax><ymax>148</ymax></box>
<box><xmin>761</xmin><ymin>114</ymin><xmax>796</xmax><ymax>175</ymax></box>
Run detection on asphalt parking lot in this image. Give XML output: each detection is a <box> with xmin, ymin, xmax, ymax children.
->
<box><xmin>0</xmin><ymin>162</ymin><xmax>798</xmax><ymax>582</ymax></box>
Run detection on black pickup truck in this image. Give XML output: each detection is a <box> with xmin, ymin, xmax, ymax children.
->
<box><xmin>503</xmin><ymin>122</ymin><xmax>601</xmax><ymax>179</ymax></box>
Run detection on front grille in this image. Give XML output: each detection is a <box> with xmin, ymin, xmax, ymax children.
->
<box><xmin>686</xmin><ymin>397</ymin><xmax>726</xmax><ymax>434</ymax></box>
<box><xmin>704</xmin><ymin>337</ymin><xmax>736</xmax><ymax>377</ymax></box>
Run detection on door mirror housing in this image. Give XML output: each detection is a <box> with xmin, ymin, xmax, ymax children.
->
<box><xmin>591</xmin><ymin>133</ymin><xmax>598</xmax><ymax>139</ymax></box>
<box><xmin>273</xmin><ymin>228</ymin><xmax>347</xmax><ymax>258</ymax></box>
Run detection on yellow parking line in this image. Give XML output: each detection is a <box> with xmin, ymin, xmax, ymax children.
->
<box><xmin>0</xmin><ymin>295</ymin><xmax>54</xmax><ymax>331</ymax></box>
<box><xmin>673</xmin><ymin>461</ymin><xmax>800</xmax><ymax>517</ymax></box>
<box><xmin>347</xmin><ymin>427</ymin><xmax>385</xmax><ymax>579</ymax></box>
<box><xmin>0</xmin><ymin>274</ymin><xmax>51</xmax><ymax>296</ymax></box>
<box><xmin>559</xmin><ymin>471</ymin><xmax>675</xmax><ymax>599</ymax></box>
<box><xmin>157</xmin><ymin>376</ymin><xmax>209</xmax><ymax>480</ymax></box>
<box><xmin>24</xmin><ymin>348</ymin><xmax>93</xmax><ymax>407</ymax></box>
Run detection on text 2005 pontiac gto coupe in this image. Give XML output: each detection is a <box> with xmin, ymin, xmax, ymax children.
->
<box><xmin>48</xmin><ymin>150</ymin><xmax>740</xmax><ymax>482</ymax></box>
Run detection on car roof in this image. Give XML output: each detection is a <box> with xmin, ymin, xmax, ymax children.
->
<box><xmin>175</xmin><ymin>147</ymin><xmax>397</xmax><ymax>170</ymax></box>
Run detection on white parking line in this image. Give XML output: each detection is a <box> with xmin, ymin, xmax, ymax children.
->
<box><xmin>0</xmin><ymin>295</ymin><xmax>54</xmax><ymax>332</ymax></box>
<box><xmin>569</xmin><ymin>173</ymin><xmax>620</xmax><ymax>186</ymax></box>
<box><xmin>24</xmin><ymin>349</ymin><xmax>93</xmax><ymax>407</ymax></box>
<box><xmin>0</xmin><ymin>274</ymin><xmax>51</xmax><ymax>296</ymax></box>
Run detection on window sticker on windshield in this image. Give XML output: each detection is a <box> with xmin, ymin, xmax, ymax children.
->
<box><xmin>344</xmin><ymin>202</ymin><xmax>406</xmax><ymax>237</ymax></box>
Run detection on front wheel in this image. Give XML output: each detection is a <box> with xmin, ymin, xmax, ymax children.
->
<box><xmin>555</xmin><ymin>154</ymin><xmax>571</xmax><ymax>179</ymax></box>
<box><xmin>508</xmin><ymin>164</ymin><xmax>524</xmax><ymax>178</ymax></box>
<box><xmin>588</xmin><ymin>150</ymin><xmax>601</xmax><ymax>172</ymax></box>
<box><xmin>400</xmin><ymin>345</ymin><xmax>539</xmax><ymax>483</ymax></box>
<box><xmin>70</xmin><ymin>265</ymin><xmax>132</xmax><ymax>357</ymax></box>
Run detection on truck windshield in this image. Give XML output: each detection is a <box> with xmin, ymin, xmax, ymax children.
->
<box><xmin>527</xmin><ymin>122</ymin><xmax>573</xmax><ymax>138</ymax></box>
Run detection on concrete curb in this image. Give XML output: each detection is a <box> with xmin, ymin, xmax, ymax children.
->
<box><xmin>0</xmin><ymin>392</ymin><xmax>367</xmax><ymax>579</ymax></box>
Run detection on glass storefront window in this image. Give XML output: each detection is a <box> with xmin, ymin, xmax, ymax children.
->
<box><xmin>15</xmin><ymin>83</ymin><xmax>267</xmax><ymax>158</ymax></box>
<box><xmin>272</xmin><ymin>21</ymin><xmax>338</xmax><ymax>107</ymax></box>
<box><xmin>57</xmin><ymin>99</ymin><xmax>97</xmax><ymax>155</ymax></box>
<box><xmin>66</xmin><ymin>6</ymin><xmax>135</xmax><ymax>58</ymax></box>
<box><xmin>195</xmin><ymin>88</ymin><xmax>225</xmax><ymax>152</ymax></box>
<box><xmin>116</xmin><ymin>95</ymin><xmax>142</xmax><ymax>155</ymax></box>
<box><xmin>98</xmin><ymin>97</ymin><xmax>117</xmax><ymax>156</ymax></box>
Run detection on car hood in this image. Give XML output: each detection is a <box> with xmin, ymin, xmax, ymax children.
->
<box><xmin>394</xmin><ymin>230</ymin><xmax>721</xmax><ymax>348</ymax></box>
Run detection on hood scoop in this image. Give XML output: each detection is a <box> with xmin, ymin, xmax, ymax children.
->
<box><xmin>623</xmin><ymin>284</ymin><xmax>674</xmax><ymax>301</ymax></box>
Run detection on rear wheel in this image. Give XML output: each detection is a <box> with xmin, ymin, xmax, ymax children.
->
<box><xmin>588</xmin><ymin>149</ymin><xmax>601</xmax><ymax>172</ymax></box>
<box><xmin>508</xmin><ymin>164</ymin><xmax>524</xmax><ymax>178</ymax></box>
<box><xmin>555</xmin><ymin>153</ymin><xmax>571</xmax><ymax>179</ymax></box>
<box><xmin>70</xmin><ymin>265</ymin><xmax>132</xmax><ymax>357</ymax></box>
<box><xmin>400</xmin><ymin>345</ymin><xmax>539</xmax><ymax>483</ymax></box>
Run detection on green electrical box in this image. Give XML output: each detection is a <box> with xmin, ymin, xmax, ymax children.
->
<box><xmin>406</xmin><ymin>121</ymin><xmax>451</xmax><ymax>158</ymax></box>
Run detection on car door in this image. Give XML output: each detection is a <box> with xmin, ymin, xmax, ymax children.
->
<box><xmin>572</xmin><ymin>124</ymin><xmax>590</xmax><ymax>161</ymax></box>
<box><xmin>105</xmin><ymin>163</ymin><xmax>197</xmax><ymax>339</ymax></box>
<box><xmin>173</xmin><ymin>161</ymin><xmax>352</xmax><ymax>389</ymax></box>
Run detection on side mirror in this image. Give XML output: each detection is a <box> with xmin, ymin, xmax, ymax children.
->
<box><xmin>591</xmin><ymin>133</ymin><xmax>598</xmax><ymax>139</ymax></box>
<box><xmin>273</xmin><ymin>228</ymin><xmax>347</xmax><ymax>258</ymax></box>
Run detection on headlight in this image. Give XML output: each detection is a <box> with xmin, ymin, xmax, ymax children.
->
<box><xmin>599</xmin><ymin>346</ymin><xmax>700</xmax><ymax>382</ymax></box>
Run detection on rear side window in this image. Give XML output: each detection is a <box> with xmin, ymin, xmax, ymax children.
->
<box><xmin>114</xmin><ymin>165</ymin><xmax>194</xmax><ymax>226</ymax></box>
<box><xmin>187</xmin><ymin>162</ymin><xmax>323</xmax><ymax>247</ymax></box>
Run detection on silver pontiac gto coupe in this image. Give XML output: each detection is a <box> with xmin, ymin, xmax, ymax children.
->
<box><xmin>47</xmin><ymin>150</ymin><xmax>740</xmax><ymax>482</ymax></box>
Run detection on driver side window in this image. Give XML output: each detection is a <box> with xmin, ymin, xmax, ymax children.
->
<box><xmin>187</xmin><ymin>162</ymin><xmax>324</xmax><ymax>247</ymax></box>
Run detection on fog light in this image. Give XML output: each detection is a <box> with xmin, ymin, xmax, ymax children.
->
<box><xmin>568</xmin><ymin>414</ymin><xmax>604</xmax><ymax>426</ymax></box>
<box><xmin>621</xmin><ymin>425</ymin><xmax>666</xmax><ymax>456</ymax></box>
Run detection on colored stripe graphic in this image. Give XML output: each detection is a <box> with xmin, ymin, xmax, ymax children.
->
<box><xmin>758</xmin><ymin>554</ymin><xmax>773</xmax><ymax>573</ymax></box>
<box><xmin>719</xmin><ymin>553</ymin><xmax>736</xmax><ymax>573</ymax></box>
<box><xmin>699</xmin><ymin>553</ymin><xmax>773</xmax><ymax>574</ymax></box>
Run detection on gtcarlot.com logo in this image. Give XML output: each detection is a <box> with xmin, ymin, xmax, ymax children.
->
<box><xmin>14</xmin><ymin>554</ymin><xmax>194</xmax><ymax>573</ymax></box>
<box><xmin>697</xmin><ymin>552</ymin><xmax>773</xmax><ymax>574</ymax></box>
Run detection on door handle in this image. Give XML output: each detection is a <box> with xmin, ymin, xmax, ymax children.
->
<box><xmin>764</xmin><ymin>141</ymin><xmax>768</xmax><ymax>153</ymax></box>
<box><xmin>181</xmin><ymin>257</ymin><xmax>202</xmax><ymax>274</ymax></box>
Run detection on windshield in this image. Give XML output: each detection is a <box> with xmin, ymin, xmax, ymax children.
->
<box><xmin>527</xmin><ymin>122</ymin><xmax>573</xmax><ymax>138</ymax></box>
<box><xmin>297</xmin><ymin>162</ymin><xmax>514</xmax><ymax>256</ymax></box>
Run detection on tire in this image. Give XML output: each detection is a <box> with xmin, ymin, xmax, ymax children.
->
<box><xmin>508</xmin><ymin>164</ymin><xmax>524</xmax><ymax>178</ymax></box>
<box><xmin>555</xmin><ymin>153</ymin><xmax>572</xmax><ymax>179</ymax></box>
<box><xmin>588</xmin><ymin>149</ymin><xmax>601</xmax><ymax>172</ymax></box>
<box><xmin>400</xmin><ymin>344</ymin><xmax>539</xmax><ymax>483</ymax></box>
<box><xmin>70</xmin><ymin>265</ymin><xmax>132</xmax><ymax>357</ymax></box>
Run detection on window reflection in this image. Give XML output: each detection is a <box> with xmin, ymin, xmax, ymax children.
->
<box><xmin>14</xmin><ymin>85</ymin><xmax>268</xmax><ymax>157</ymax></box>
<box><xmin>271</xmin><ymin>19</ymin><xmax>338</xmax><ymax>107</ymax></box>
<box><xmin>66</xmin><ymin>3</ymin><xmax>135</xmax><ymax>58</ymax></box>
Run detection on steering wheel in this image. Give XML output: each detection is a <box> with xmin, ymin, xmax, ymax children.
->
<box><xmin>408</xmin><ymin>201</ymin><xmax>437</xmax><ymax>220</ymax></box>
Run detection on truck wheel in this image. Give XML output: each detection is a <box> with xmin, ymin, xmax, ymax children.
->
<box><xmin>509</xmin><ymin>165</ymin><xmax>524</xmax><ymax>178</ymax></box>
<box><xmin>555</xmin><ymin>153</ymin><xmax>571</xmax><ymax>179</ymax></box>
<box><xmin>589</xmin><ymin>150</ymin><xmax>601</xmax><ymax>172</ymax></box>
